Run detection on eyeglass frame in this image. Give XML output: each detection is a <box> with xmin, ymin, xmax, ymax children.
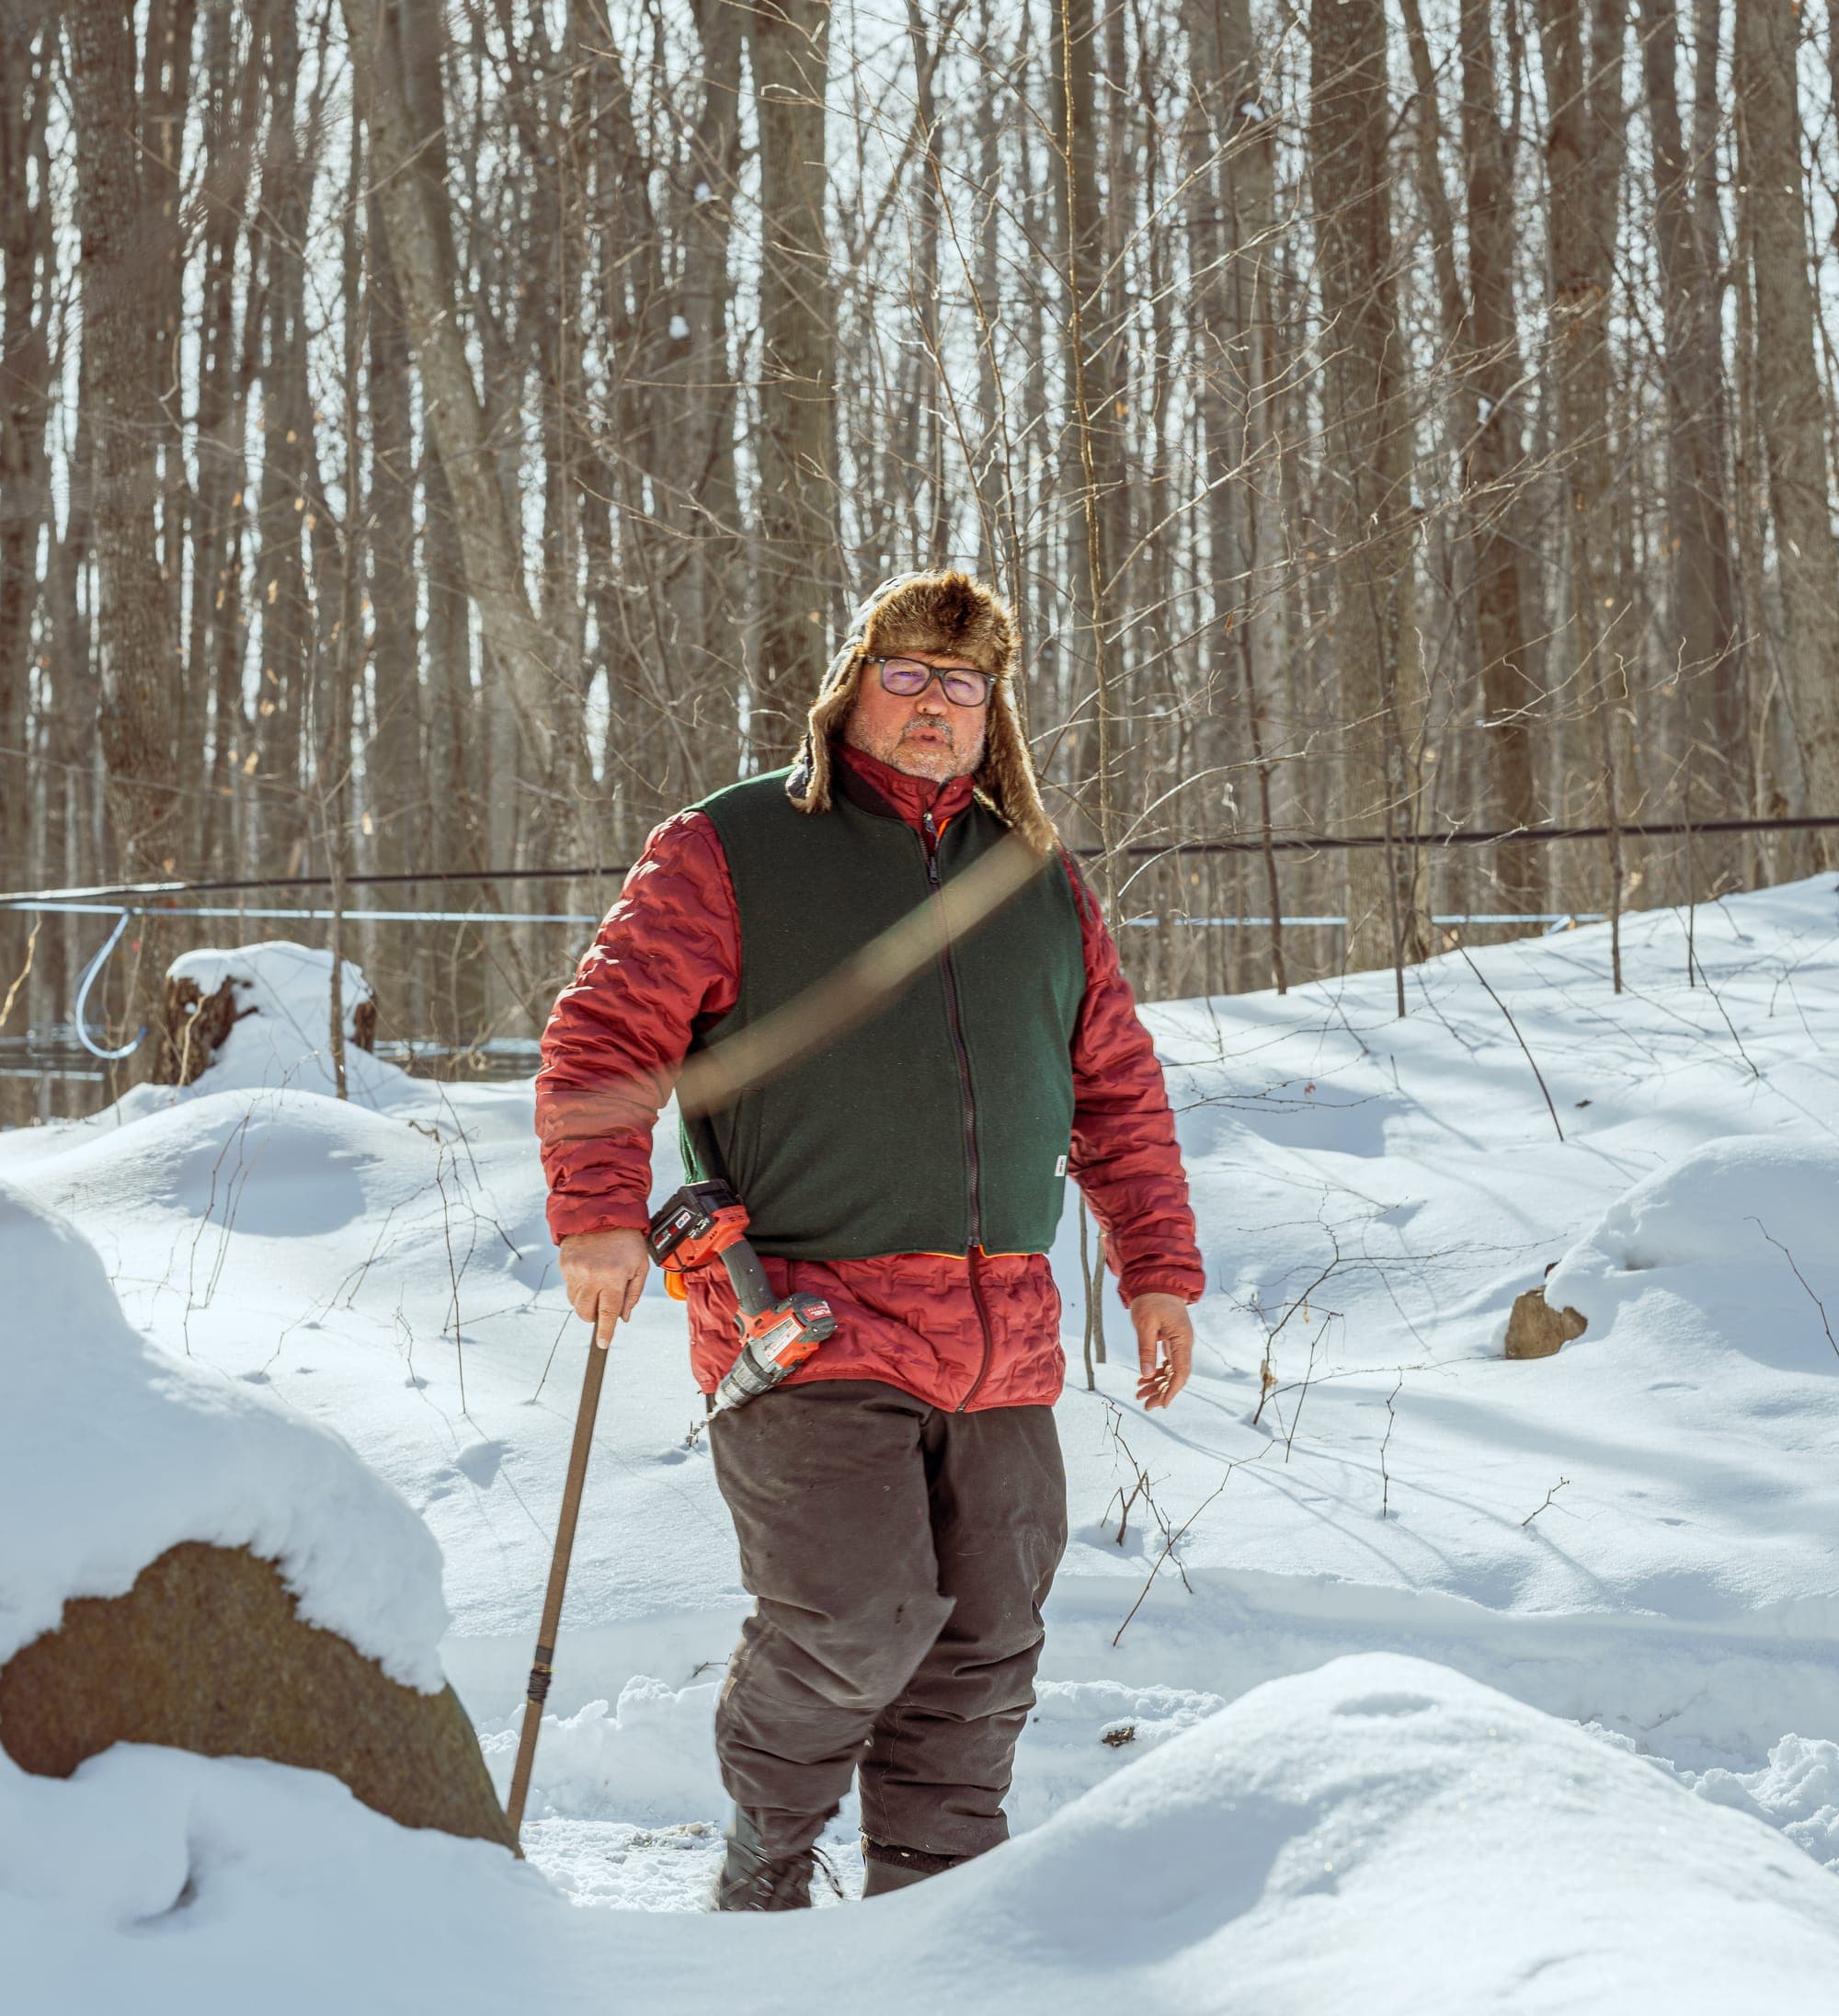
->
<box><xmin>860</xmin><ymin>654</ymin><xmax>999</xmax><ymax>708</ymax></box>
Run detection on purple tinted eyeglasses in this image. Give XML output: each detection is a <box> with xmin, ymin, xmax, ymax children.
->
<box><xmin>865</xmin><ymin>656</ymin><xmax>997</xmax><ymax>707</ymax></box>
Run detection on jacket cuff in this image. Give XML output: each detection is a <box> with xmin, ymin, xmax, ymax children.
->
<box><xmin>547</xmin><ymin>1196</ymin><xmax>653</xmax><ymax>1244</ymax></box>
<box><xmin>1117</xmin><ymin>1266</ymin><xmax>1205</xmax><ymax>1306</ymax></box>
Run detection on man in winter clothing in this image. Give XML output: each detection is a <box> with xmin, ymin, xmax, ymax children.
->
<box><xmin>536</xmin><ymin>569</ymin><xmax>1204</xmax><ymax>1908</ymax></box>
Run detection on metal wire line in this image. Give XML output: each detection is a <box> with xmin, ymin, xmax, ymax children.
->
<box><xmin>3</xmin><ymin>811</ymin><xmax>1836</xmax><ymax>911</ymax></box>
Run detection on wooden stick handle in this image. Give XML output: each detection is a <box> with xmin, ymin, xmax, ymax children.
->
<box><xmin>505</xmin><ymin>1334</ymin><xmax>610</xmax><ymax>1846</ymax></box>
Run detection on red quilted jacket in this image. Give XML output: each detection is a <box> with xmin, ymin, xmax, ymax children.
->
<box><xmin>535</xmin><ymin>744</ymin><xmax>1204</xmax><ymax>1411</ymax></box>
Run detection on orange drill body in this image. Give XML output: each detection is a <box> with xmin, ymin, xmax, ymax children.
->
<box><xmin>646</xmin><ymin>1181</ymin><xmax>836</xmax><ymax>1409</ymax></box>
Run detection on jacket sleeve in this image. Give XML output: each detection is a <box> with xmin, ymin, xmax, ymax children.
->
<box><xmin>533</xmin><ymin>811</ymin><xmax>740</xmax><ymax>1243</ymax></box>
<box><xmin>1063</xmin><ymin>854</ymin><xmax>1205</xmax><ymax>1305</ymax></box>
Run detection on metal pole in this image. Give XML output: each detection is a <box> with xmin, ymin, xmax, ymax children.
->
<box><xmin>505</xmin><ymin>1333</ymin><xmax>610</xmax><ymax>1845</ymax></box>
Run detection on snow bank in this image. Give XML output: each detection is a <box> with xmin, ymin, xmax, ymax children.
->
<box><xmin>0</xmin><ymin>1179</ymin><xmax>447</xmax><ymax>1689</ymax></box>
<box><xmin>1549</xmin><ymin>1132</ymin><xmax>1839</xmax><ymax>1284</ymax></box>
<box><xmin>1546</xmin><ymin>1132</ymin><xmax>1839</xmax><ymax>1382</ymax></box>
<box><xmin>8</xmin><ymin>1655</ymin><xmax>1838</xmax><ymax>2013</ymax></box>
<box><xmin>160</xmin><ymin>940</ymin><xmax>404</xmax><ymax>1103</ymax></box>
<box><xmin>910</xmin><ymin>1653</ymin><xmax>1839</xmax><ymax>2013</ymax></box>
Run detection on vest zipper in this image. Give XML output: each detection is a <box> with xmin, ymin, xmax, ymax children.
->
<box><xmin>921</xmin><ymin>808</ymin><xmax>995</xmax><ymax>1412</ymax></box>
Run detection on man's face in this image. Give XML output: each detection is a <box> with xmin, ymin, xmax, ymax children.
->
<box><xmin>842</xmin><ymin>650</ymin><xmax>989</xmax><ymax>783</ymax></box>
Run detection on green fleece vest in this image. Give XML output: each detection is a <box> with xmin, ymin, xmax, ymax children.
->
<box><xmin>680</xmin><ymin>767</ymin><xmax>1087</xmax><ymax>1260</ymax></box>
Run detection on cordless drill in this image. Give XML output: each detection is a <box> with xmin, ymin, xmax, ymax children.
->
<box><xmin>645</xmin><ymin>1179</ymin><xmax>837</xmax><ymax>1410</ymax></box>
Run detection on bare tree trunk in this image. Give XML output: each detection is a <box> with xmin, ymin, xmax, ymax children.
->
<box><xmin>1639</xmin><ymin>0</ymin><xmax>1741</xmax><ymax>827</ymax></box>
<box><xmin>1460</xmin><ymin>0</ymin><xmax>1543</xmax><ymax>910</ymax></box>
<box><xmin>1309</xmin><ymin>0</ymin><xmax>1425</xmax><ymax>981</ymax></box>
<box><xmin>340</xmin><ymin>0</ymin><xmax>574</xmax><ymax>825</ymax></box>
<box><xmin>1053</xmin><ymin>0</ymin><xmax>1123</xmax><ymax>903</ymax></box>
<box><xmin>1186</xmin><ymin>0</ymin><xmax>1285</xmax><ymax>985</ymax></box>
<box><xmin>680</xmin><ymin>0</ymin><xmax>747</xmax><ymax>795</ymax></box>
<box><xmin>69</xmin><ymin>0</ymin><xmax>185</xmax><ymax>1069</ymax></box>
<box><xmin>1537</xmin><ymin>0</ymin><xmax>1631</xmax><ymax>981</ymax></box>
<box><xmin>0</xmin><ymin>0</ymin><xmax>52</xmax><ymax>962</ymax></box>
<box><xmin>747</xmin><ymin>0</ymin><xmax>836</xmax><ymax>764</ymax></box>
<box><xmin>253</xmin><ymin>0</ymin><xmax>313</xmax><ymax>873</ymax></box>
<box><xmin>189</xmin><ymin>0</ymin><xmax>256</xmax><ymax>877</ymax></box>
<box><xmin>363</xmin><ymin>25</ymin><xmax>420</xmax><ymax>906</ymax></box>
<box><xmin>1735</xmin><ymin>0</ymin><xmax>1839</xmax><ymax>836</ymax></box>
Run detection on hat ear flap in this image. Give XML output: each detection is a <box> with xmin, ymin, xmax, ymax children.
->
<box><xmin>786</xmin><ymin>648</ymin><xmax>864</xmax><ymax>814</ymax></box>
<box><xmin>976</xmin><ymin>678</ymin><xmax>1059</xmax><ymax>855</ymax></box>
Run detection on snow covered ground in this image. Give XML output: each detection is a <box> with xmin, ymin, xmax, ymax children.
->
<box><xmin>5</xmin><ymin>877</ymin><xmax>1839</xmax><ymax>2009</ymax></box>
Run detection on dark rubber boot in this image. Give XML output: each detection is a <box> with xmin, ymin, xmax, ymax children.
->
<box><xmin>712</xmin><ymin>1809</ymin><xmax>815</xmax><ymax>1912</ymax></box>
<box><xmin>861</xmin><ymin>1839</ymin><xmax>965</xmax><ymax>1897</ymax></box>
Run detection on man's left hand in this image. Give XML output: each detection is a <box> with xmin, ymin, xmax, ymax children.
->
<box><xmin>1130</xmin><ymin>1292</ymin><xmax>1194</xmax><ymax>1410</ymax></box>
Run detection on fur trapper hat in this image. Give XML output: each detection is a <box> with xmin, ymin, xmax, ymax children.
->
<box><xmin>787</xmin><ymin>569</ymin><xmax>1058</xmax><ymax>854</ymax></box>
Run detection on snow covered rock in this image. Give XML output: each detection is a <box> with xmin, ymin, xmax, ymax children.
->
<box><xmin>159</xmin><ymin>941</ymin><xmax>392</xmax><ymax>1100</ymax></box>
<box><xmin>0</xmin><ymin>1181</ymin><xmax>509</xmax><ymax>1848</ymax></box>
<box><xmin>0</xmin><ymin>1542</ymin><xmax>512</xmax><ymax>1847</ymax></box>
<box><xmin>1546</xmin><ymin>1133</ymin><xmax>1839</xmax><ymax>1373</ymax></box>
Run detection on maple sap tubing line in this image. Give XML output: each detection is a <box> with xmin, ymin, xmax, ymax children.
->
<box><xmin>6</xmin><ymin>814</ymin><xmax>1839</xmax><ymax>908</ymax></box>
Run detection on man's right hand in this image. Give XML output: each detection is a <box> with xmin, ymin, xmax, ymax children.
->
<box><xmin>558</xmin><ymin>1227</ymin><xmax>650</xmax><ymax>1348</ymax></box>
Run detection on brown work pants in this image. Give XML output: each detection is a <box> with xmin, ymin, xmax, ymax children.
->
<box><xmin>708</xmin><ymin>1379</ymin><xmax>1067</xmax><ymax>1861</ymax></box>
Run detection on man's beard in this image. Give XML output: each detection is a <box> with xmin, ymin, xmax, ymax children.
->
<box><xmin>851</xmin><ymin>713</ymin><xmax>986</xmax><ymax>782</ymax></box>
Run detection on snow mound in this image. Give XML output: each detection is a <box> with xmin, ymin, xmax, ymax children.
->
<box><xmin>1552</xmin><ymin>1133</ymin><xmax>1839</xmax><ymax>1277</ymax></box>
<box><xmin>0</xmin><ymin>1179</ymin><xmax>447</xmax><ymax>1689</ymax></box>
<box><xmin>906</xmin><ymin>1653</ymin><xmax>1839</xmax><ymax>2011</ymax></box>
<box><xmin>17</xmin><ymin>1082</ymin><xmax>431</xmax><ymax>1238</ymax></box>
<box><xmin>1546</xmin><ymin>1133</ymin><xmax>1839</xmax><ymax>1380</ymax></box>
<box><xmin>9</xmin><ymin>1655</ymin><xmax>1839</xmax><ymax>2013</ymax></box>
<box><xmin>158</xmin><ymin>940</ymin><xmax>405</xmax><ymax>1103</ymax></box>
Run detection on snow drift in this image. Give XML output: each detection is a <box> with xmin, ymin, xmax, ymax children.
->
<box><xmin>0</xmin><ymin>1178</ymin><xmax>446</xmax><ymax>1689</ymax></box>
<box><xmin>1547</xmin><ymin>1132</ymin><xmax>1839</xmax><ymax>1375</ymax></box>
<box><xmin>6</xmin><ymin>1655</ymin><xmax>1837</xmax><ymax>2014</ymax></box>
<box><xmin>160</xmin><ymin>940</ymin><xmax>400</xmax><ymax>1104</ymax></box>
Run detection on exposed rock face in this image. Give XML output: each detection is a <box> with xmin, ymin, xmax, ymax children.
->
<box><xmin>1504</xmin><ymin>1289</ymin><xmax>1588</xmax><ymax>1360</ymax></box>
<box><xmin>0</xmin><ymin>1541</ymin><xmax>512</xmax><ymax>1850</ymax></box>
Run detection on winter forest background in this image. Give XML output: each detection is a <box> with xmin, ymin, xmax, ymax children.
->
<box><xmin>5</xmin><ymin>0</ymin><xmax>1839</xmax><ymax>1123</ymax></box>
